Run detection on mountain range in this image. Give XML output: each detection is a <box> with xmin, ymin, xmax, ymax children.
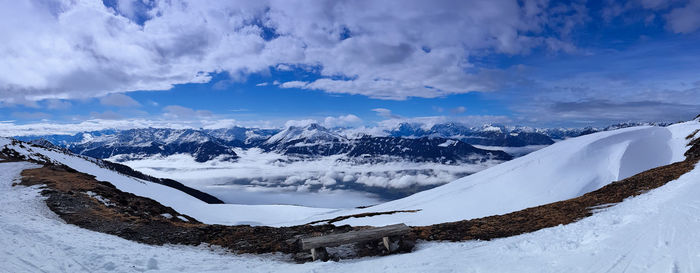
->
<box><xmin>14</xmin><ymin>121</ymin><xmax>666</xmax><ymax>164</ymax></box>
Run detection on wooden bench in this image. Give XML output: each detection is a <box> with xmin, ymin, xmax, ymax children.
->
<box><xmin>301</xmin><ymin>223</ymin><xmax>410</xmax><ymax>261</ymax></box>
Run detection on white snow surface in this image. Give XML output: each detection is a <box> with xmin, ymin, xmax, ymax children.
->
<box><xmin>472</xmin><ymin>144</ymin><xmax>549</xmax><ymax>157</ymax></box>
<box><xmin>264</xmin><ymin>124</ymin><xmax>344</xmax><ymax>145</ymax></box>
<box><xmin>301</xmin><ymin>122</ymin><xmax>700</xmax><ymax>226</ymax></box>
<box><xmin>0</xmin><ymin>139</ymin><xmax>335</xmax><ymax>227</ymax></box>
<box><xmin>1</xmin><ymin>121</ymin><xmax>698</xmax><ymax>228</ymax></box>
<box><xmin>3</xmin><ymin>151</ymin><xmax>700</xmax><ymax>271</ymax></box>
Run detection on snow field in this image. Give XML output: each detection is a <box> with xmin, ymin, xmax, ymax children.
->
<box><xmin>306</xmin><ymin>122</ymin><xmax>699</xmax><ymax>226</ymax></box>
<box><xmin>3</xmin><ymin>157</ymin><xmax>700</xmax><ymax>272</ymax></box>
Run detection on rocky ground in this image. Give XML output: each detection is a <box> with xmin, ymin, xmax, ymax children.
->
<box><xmin>18</xmin><ymin>164</ymin><xmax>413</xmax><ymax>262</ymax></box>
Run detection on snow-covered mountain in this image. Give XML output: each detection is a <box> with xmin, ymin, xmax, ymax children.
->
<box><xmin>17</xmin><ymin>123</ymin><xmax>512</xmax><ymax>164</ymax></box>
<box><xmin>3</xmin><ymin>123</ymin><xmax>700</xmax><ymax>272</ymax></box>
<box><xmin>0</xmin><ymin>137</ymin><xmax>334</xmax><ymax>226</ymax></box>
<box><xmin>18</xmin><ymin>128</ymin><xmax>239</xmax><ymax>163</ymax></box>
<box><xmin>5</xmin><ymin>119</ymin><xmax>698</xmax><ymax>227</ymax></box>
<box><xmin>344</xmin><ymin>136</ymin><xmax>511</xmax><ymax>164</ymax></box>
<box><xmin>300</xmin><ymin>120</ymin><xmax>700</xmax><ymax>226</ymax></box>
<box><xmin>385</xmin><ymin>121</ymin><xmax>675</xmax><ymax>143</ymax></box>
<box><xmin>11</xmin><ymin>121</ymin><xmax>680</xmax><ymax>169</ymax></box>
<box><xmin>204</xmin><ymin>126</ymin><xmax>280</xmax><ymax>146</ymax></box>
<box><xmin>258</xmin><ymin>123</ymin><xmax>511</xmax><ymax>163</ymax></box>
<box><xmin>535</xmin><ymin>121</ymin><xmax>674</xmax><ymax>140</ymax></box>
<box><xmin>2</xmin><ymin>118</ymin><xmax>700</xmax><ymax>271</ymax></box>
<box><xmin>265</xmin><ymin>123</ymin><xmax>344</xmax><ymax>145</ymax></box>
<box><xmin>0</xmin><ymin>138</ymin><xmax>225</xmax><ymax>204</ymax></box>
<box><xmin>387</xmin><ymin>122</ymin><xmax>555</xmax><ymax>146</ymax></box>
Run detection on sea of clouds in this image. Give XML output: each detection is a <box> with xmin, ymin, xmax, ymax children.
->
<box><xmin>112</xmin><ymin>148</ymin><xmax>505</xmax><ymax>208</ymax></box>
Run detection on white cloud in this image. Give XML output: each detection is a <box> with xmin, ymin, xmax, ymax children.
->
<box><xmin>115</xmin><ymin>149</ymin><xmax>503</xmax><ymax>207</ymax></box>
<box><xmin>90</xmin><ymin>110</ymin><xmax>123</xmax><ymax>120</ymax></box>
<box><xmin>11</xmin><ymin>111</ymin><xmax>51</xmax><ymax>120</ymax></box>
<box><xmin>0</xmin><ymin>118</ymin><xmax>248</xmax><ymax>136</ymax></box>
<box><xmin>99</xmin><ymin>93</ymin><xmax>141</xmax><ymax>107</ymax></box>
<box><xmin>283</xmin><ymin>119</ymin><xmax>317</xmax><ymax>128</ymax></box>
<box><xmin>45</xmin><ymin>99</ymin><xmax>72</xmax><ymax>110</ymax></box>
<box><xmin>279</xmin><ymin>81</ymin><xmax>309</xmax><ymax>89</ymax></box>
<box><xmin>0</xmin><ymin>0</ymin><xmax>588</xmax><ymax>103</ymax></box>
<box><xmin>280</xmin><ymin>115</ymin><xmax>363</xmax><ymax>128</ymax></box>
<box><xmin>603</xmin><ymin>0</ymin><xmax>700</xmax><ymax>34</ymax></box>
<box><xmin>162</xmin><ymin>105</ymin><xmax>213</xmax><ymax>119</ymax></box>
<box><xmin>376</xmin><ymin>115</ymin><xmax>513</xmax><ymax>131</ymax></box>
<box><xmin>665</xmin><ymin>0</ymin><xmax>700</xmax><ymax>33</ymax></box>
<box><xmin>451</xmin><ymin>106</ymin><xmax>467</xmax><ymax>114</ymax></box>
<box><xmin>275</xmin><ymin>64</ymin><xmax>293</xmax><ymax>71</ymax></box>
<box><xmin>323</xmin><ymin>114</ymin><xmax>362</xmax><ymax>128</ymax></box>
<box><xmin>371</xmin><ymin>108</ymin><xmax>402</xmax><ymax>119</ymax></box>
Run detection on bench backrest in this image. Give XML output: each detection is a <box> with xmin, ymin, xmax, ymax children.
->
<box><xmin>301</xmin><ymin>223</ymin><xmax>410</xmax><ymax>250</ymax></box>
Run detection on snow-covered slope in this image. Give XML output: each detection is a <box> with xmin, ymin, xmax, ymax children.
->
<box><xmin>387</xmin><ymin>122</ymin><xmax>556</xmax><ymax>146</ymax></box>
<box><xmin>0</xmin><ymin>138</ymin><xmax>334</xmax><ymax>226</ymax></box>
<box><xmin>66</xmin><ymin>128</ymin><xmax>239</xmax><ymax>162</ymax></box>
<box><xmin>265</xmin><ymin>123</ymin><xmax>345</xmax><ymax>145</ymax></box>
<box><xmin>305</xmin><ymin>121</ymin><xmax>700</xmax><ymax>226</ymax></box>
<box><xmin>2</xmin><ymin>120</ymin><xmax>698</xmax><ymax>228</ymax></box>
<box><xmin>3</xmin><ymin>136</ymin><xmax>700</xmax><ymax>272</ymax></box>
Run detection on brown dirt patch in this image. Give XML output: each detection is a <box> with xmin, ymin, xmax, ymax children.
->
<box><xmin>305</xmin><ymin>209</ymin><xmax>421</xmax><ymax>225</ymax></box>
<box><xmin>17</xmin><ymin>164</ymin><xmax>402</xmax><ymax>261</ymax></box>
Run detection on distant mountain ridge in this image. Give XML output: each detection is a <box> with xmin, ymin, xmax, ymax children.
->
<box><xmin>387</xmin><ymin>122</ymin><xmax>555</xmax><ymax>146</ymax></box>
<box><xmin>257</xmin><ymin>124</ymin><xmax>512</xmax><ymax>163</ymax></box>
<box><xmin>66</xmin><ymin>128</ymin><xmax>239</xmax><ymax>163</ymax></box>
<box><xmin>0</xmin><ymin>137</ymin><xmax>224</xmax><ymax>204</ymax></box>
<box><xmin>14</xmin><ymin>121</ymin><xmax>668</xmax><ymax>163</ymax></box>
<box><xmin>385</xmin><ymin>121</ymin><xmax>671</xmax><ymax>144</ymax></box>
<box><xmin>16</xmin><ymin>124</ymin><xmax>511</xmax><ymax>164</ymax></box>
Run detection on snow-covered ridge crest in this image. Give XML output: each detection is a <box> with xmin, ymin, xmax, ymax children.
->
<box><xmin>265</xmin><ymin>123</ymin><xmax>346</xmax><ymax>145</ymax></box>
<box><xmin>301</xmin><ymin>120</ymin><xmax>700</xmax><ymax>226</ymax></box>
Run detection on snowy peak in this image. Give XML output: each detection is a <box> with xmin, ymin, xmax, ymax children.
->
<box><xmin>386</xmin><ymin>122</ymin><xmax>554</xmax><ymax>147</ymax></box>
<box><xmin>389</xmin><ymin>122</ymin><xmax>430</xmax><ymax>137</ymax></box>
<box><xmin>480</xmin><ymin>124</ymin><xmax>504</xmax><ymax>133</ymax></box>
<box><xmin>117</xmin><ymin>128</ymin><xmax>213</xmax><ymax>145</ymax></box>
<box><xmin>66</xmin><ymin>128</ymin><xmax>238</xmax><ymax>163</ymax></box>
<box><xmin>204</xmin><ymin>126</ymin><xmax>279</xmax><ymax>145</ymax></box>
<box><xmin>265</xmin><ymin>123</ymin><xmax>346</xmax><ymax>145</ymax></box>
<box><xmin>346</xmin><ymin>136</ymin><xmax>512</xmax><ymax>164</ymax></box>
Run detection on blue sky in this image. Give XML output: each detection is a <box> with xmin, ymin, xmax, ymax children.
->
<box><xmin>1</xmin><ymin>0</ymin><xmax>699</xmax><ymax>131</ymax></box>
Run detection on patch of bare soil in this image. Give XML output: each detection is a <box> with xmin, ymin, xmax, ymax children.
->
<box><xmin>17</xmin><ymin>164</ymin><xmax>410</xmax><ymax>262</ymax></box>
<box><xmin>305</xmin><ymin>209</ymin><xmax>421</xmax><ymax>225</ymax></box>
